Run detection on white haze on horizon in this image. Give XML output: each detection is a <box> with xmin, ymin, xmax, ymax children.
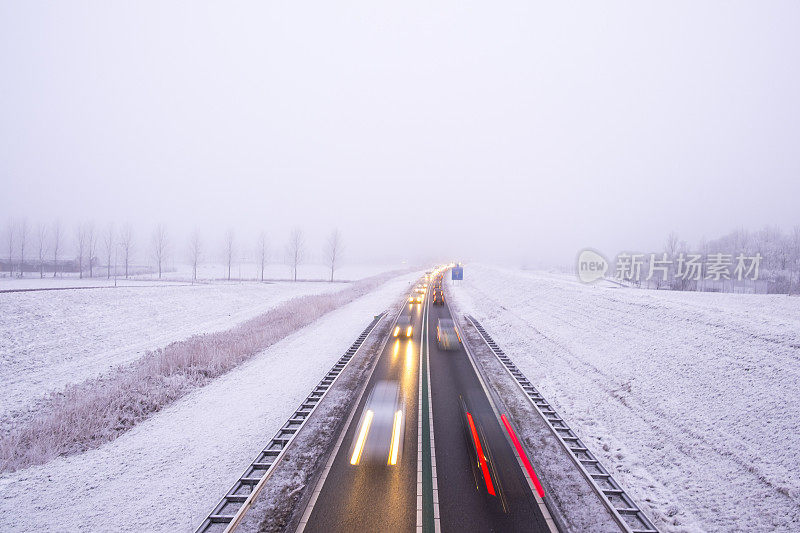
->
<box><xmin>2</xmin><ymin>1</ymin><xmax>799</xmax><ymax>268</ymax></box>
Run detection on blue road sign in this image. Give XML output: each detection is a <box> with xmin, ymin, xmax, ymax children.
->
<box><xmin>452</xmin><ymin>266</ymin><xmax>463</xmax><ymax>280</ymax></box>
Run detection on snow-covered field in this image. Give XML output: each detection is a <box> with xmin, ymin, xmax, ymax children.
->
<box><xmin>0</xmin><ymin>277</ymin><xmax>183</xmax><ymax>291</ymax></box>
<box><xmin>0</xmin><ymin>275</ymin><xmax>382</xmax><ymax>420</ymax></box>
<box><xmin>0</xmin><ymin>271</ymin><xmax>420</xmax><ymax>532</ymax></box>
<box><xmin>151</xmin><ymin>262</ymin><xmax>402</xmax><ymax>282</ymax></box>
<box><xmin>449</xmin><ymin>264</ymin><xmax>800</xmax><ymax>532</ymax></box>
<box><xmin>0</xmin><ymin>262</ymin><xmax>404</xmax><ymax>291</ymax></box>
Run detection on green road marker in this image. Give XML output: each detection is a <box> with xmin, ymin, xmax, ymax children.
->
<box><xmin>421</xmin><ymin>296</ymin><xmax>435</xmax><ymax>533</ymax></box>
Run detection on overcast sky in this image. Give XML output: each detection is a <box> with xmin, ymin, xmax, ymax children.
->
<box><xmin>1</xmin><ymin>1</ymin><xmax>798</xmax><ymax>267</ymax></box>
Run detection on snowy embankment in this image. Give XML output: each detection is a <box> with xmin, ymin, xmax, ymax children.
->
<box><xmin>0</xmin><ymin>281</ymin><xmax>345</xmax><ymax>420</ymax></box>
<box><xmin>449</xmin><ymin>265</ymin><xmax>800</xmax><ymax>532</ymax></box>
<box><xmin>0</xmin><ymin>271</ymin><xmax>420</xmax><ymax>532</ymax></box>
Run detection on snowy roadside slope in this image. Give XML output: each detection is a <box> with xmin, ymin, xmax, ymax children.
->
<box><xmin>0</xmin><ymin>272</ymin><xmax>420</xmax><ymax>533</ymax></box>
<box><xmin>450</xmin><ymin>264</ymin><xmax>800</xmax><ymax>532</ymax></box>
<box><xmin>0</xmin><ymin>281</ymin><xmax>347</xmax><ymax>419</ymax></box>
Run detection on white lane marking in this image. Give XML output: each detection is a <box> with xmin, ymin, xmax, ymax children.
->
<box><xmin>428</xmin><ymin>326</ymin><xmax>442</xmax><ymax>533</ymax></box>
<box><xmin>421</xmin><ymin>287</ymin><xmax>441</xmax><ymax>533</ymax></box>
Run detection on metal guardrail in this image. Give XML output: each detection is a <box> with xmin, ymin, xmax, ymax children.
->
<box><xmin>464</xmin><ymin>315</ymin><xmax>658</xmax><ymax>533</ymax></box>
<box><xmin>196</xmin><ymin>312</ymin><xmax>386</xmax><ymax>533</ymax></box>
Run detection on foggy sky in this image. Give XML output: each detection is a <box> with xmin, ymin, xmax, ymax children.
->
<box><xmin>2</xmin><ymin>1</ymin><xmax>799</xmax><ymax>267</ymax></box>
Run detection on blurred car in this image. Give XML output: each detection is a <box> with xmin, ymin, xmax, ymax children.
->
<box><xmin>409</xmin><ymin>292</ymin><xmax>424</xmax><ymax>304</ymax></box>
<box><xmin>433</xmin><ymin>289</ymin><xmax>444</xmax><ymax>306</ymax></box>
<box><xmin>436</xmin><ymin>318</ymin><xmax>460</xmax><ymax>350</ymax></box>
<box><xmin>459</xmin><ymin>396</ymin><xmax>497</xmax><ymax>496</ymax></box>
<box><xmin>350</xmin><ymin>380</ymin><xmax>405</xmax><ymax>466</ymax></box>
<box><xmin>394</xmin><ymin>314</ymin><xmax>413</xmax><ymax>338</ymax></box>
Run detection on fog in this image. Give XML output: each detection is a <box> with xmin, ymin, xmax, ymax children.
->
<box><xmin>2</xmin><ymin>1</ymin><xmax>799</xmax><ymax>267</ymax></box>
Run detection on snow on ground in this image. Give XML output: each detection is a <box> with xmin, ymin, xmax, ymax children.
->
<box><xmin>130</xmin><ymin>262</ymin><xmax>405</xmax><ymax>283</ymax></box>
<box><xmin>0</xmin><ymin>280</ymin><xmax>351</xmax><ymax>420</ymax></box>
<box><xmin>449</xmin><ymin>264</ymin><xmax>800</xmax><ymax>532</ymax></box>
<box><xmin>0</xmin><ymin>271</ymin><xmax>420</xmax><ymax>532</ymax></box>
<box><xmin>0</xmin><ymin>276</ymin><xmax>183</xmax><ymax>291</ymax></box>
<box><xmin>0</xmin><ymin>262</ymin><xmax>404</xmax><ymax>290</ymax></box>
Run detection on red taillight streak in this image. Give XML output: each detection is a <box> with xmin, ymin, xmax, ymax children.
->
<box><xmin>466</xmin><ymin>412</ymin><xmax>495</xmax><ymax>496</ymax></box>
<box><xmin>501</xmin><ymin>414</ymin><xmax>545</xmax><ymax>498</ymax></box>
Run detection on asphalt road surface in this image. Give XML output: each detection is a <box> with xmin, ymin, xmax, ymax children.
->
<box><xmin>428</xmin><ymin>296</ymin><xmax>551</xmax><ymax>532</ymax></box>
<box><xmin>300</xmin><ymin>281</ymin><xmax>550</xmax><ymax>532</ymax></box>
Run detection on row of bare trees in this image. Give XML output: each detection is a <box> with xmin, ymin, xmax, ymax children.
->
<box><xmin>618</xmin><ymin>225</ymin><xmax>800</xmax><ymax>294</ymax></box>
<box><xmin>71</xmin><ymin>223</ymin><xmax>137</xmax><ymax>279</ymax></box>
<box><xmin>4</xmin><ymin>219</ymin><xmax>344</xmax><ymax>282</ymax></box>
<box><xmin>3</xmin><ymin>219</ymin><xmax>137</xmax><ymax>279</ymax></box>
<box><xmin>702</xmin><ymin>225</ymin><xmax>800</xmax><ymax>294</ymax></box>
<box><xmin>189</xmin><ymin>226</ymin><xmax>341</xmax><ymax>282</ymax></box>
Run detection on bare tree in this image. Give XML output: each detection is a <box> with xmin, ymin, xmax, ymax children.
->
<box><xmin>696</xmin><ymin>237</ymin><xmax>708</xmax><ymax>292</ymax></box>
<box><xmin>75</xmin><ymin>224</ymin><xmax>86</xmax><ymax>279</ymax></box>
<box><xmin>325</xmin><ymin>228</ymin><xmax>343</xmax><ymax>282</ymax></box>
<box><xmin>665</xmin><ymin>232</ymin><xmax>679</xmax><ymax>258</ymax></box>
<box><xmin>37</xmin><ymin>223</ymin><xmax>47</xmax><ymax>278</ymax></box>
<box><xmin>18</xmin><ymin>219</ymin><xmax>28</xmax><ymax>277</ymax></box>
<box><xmin>119</xmin><ymin>224</ymin><xmax>133</xmax><ymax>278</ymax></box>
<box><xmin>224</xmin><ymin>229</ymin><xmax>235</xmax><ymax>281</ymax></box>
<box><xmin>51</xmin><ymin>220</ymin><xmax>62</xmax><ymax>278</ymax></box>
<box><xmin>151</xmin><ymin>224</ymin><xmax>168</xmax><ymax>279</ymax></box>
<box><xmin>86</xmin><ymin>223</ymin><xmax>97</xmax><ymax>277</ymax></box>
<box><xmin>674</xmin><ymin>239</ymin><xmax>694</xmax><ymax>291</ymax></box>
<box><xmin>789</xmin><ymin>225</ymin><xmax>800</xmax><ymax>296</ymax></box>
<box><xmin>663</xmin><ymin>231</ymin><xmax>679</xmax><ymax>289</ymax></box>
<box><xmin>103</xmin><ymin>223</ymin><xmax>115</xmax><ymax>279</ymax></box>
<box><xmin>189</xmin><ymin>229</ymin><xmax>202</xmax><ymax>283</ymax></box>
<box><xmin>286</xmin><ymin>227</ymin><xmax>305</xmax><ymax>282</ymax></box>
<box><xmin>5</xmin><ymin>219</ymin><xmax>14</xmax><ymax>277</ymax></box>
<box><xmin>257</xmin><ymin>231</ymin><xmax>268</xmax><ymax>282</ymax></box>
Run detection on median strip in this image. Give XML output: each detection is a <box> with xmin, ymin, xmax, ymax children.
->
<box><xmin>419</xmin><ymin>290</ymin><xmax>440</xmax><ymax>533</ymax></box>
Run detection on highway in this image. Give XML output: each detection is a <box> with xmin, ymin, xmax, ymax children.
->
<box><xmin>298</xmin><ymin>274</ymin><xmax>552</xmax><ymax>532</ymax></box>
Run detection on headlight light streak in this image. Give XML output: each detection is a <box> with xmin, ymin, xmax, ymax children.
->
<box><xmin>350</xmin><ymin>410</ymin><xmax>374</xmax><ymax>465</ymax></box>
<box><xmin>388</xmin><ymin>410</ymin><xmax>403</xmax><ymax>466</ymax></box>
